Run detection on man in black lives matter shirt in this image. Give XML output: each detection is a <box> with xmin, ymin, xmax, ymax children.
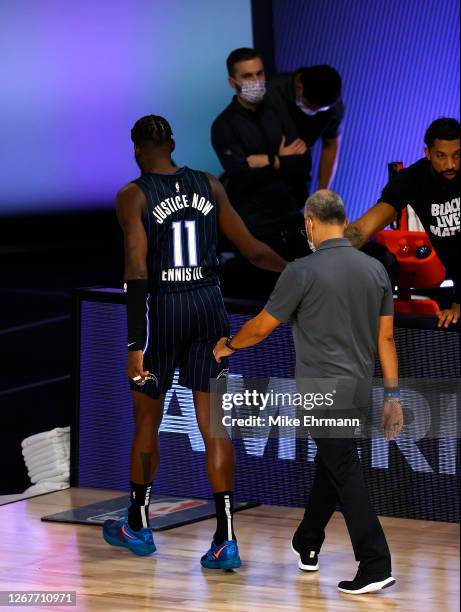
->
<box><xmin>345</xmin><ymin>118</ymin><xmax>460</xmax><ymax>327</ymax></box>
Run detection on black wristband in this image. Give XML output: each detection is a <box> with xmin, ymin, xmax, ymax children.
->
<box><xmin>225</xmin><ymin>335</ymin><xmax>239</xmax><ymax>351</ymax></box>
<box><xmin>268</xmin><ymin>153</ymin><xmax>275</xmax><ymax>167</ymax></box>
<box><xmin>124</xmin><ymin>279</ymin><xmax>149</xmax><ymax>351</ymax></box>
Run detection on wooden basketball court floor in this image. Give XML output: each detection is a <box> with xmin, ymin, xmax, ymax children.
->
<box><xmin>0</xmin><ymin>488</ymin><xmax>458</xmax><ymax>611</ymax></box>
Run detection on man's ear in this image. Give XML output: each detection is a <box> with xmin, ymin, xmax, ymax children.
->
<box><xmin>228</xmin><ymin>76</ymin><xmax>237</xmax><ymax>90</ymax></box>
<box><xmin>170</xmin><ymin>139</ymin><xmax>176</xmax><ymax>153</ymax></box>
<box><xmin>424</xmin><ymin>146</ymin><xmax>430</xmax><ymax>161</ymax></box>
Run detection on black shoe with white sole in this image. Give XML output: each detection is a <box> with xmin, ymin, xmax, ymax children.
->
<box><xmin>291</xmin><ymin>532</ymin><xmax>319</xmax><ymax>571</ymax></box>
<box><xmin>338</xmin><ymin>570</ymin><xmax>395</xmax><ymax>594</ymax></box>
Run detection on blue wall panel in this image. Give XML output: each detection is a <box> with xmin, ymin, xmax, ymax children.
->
<box><xmin>272</xmin><ymin>0</ymin><xmax>460</xmax><ymax>220</ymax></box>
<box><xmin>76</xmin><ymin>296</ymin><xmax>460</xmax><ymax>521</ymax></box>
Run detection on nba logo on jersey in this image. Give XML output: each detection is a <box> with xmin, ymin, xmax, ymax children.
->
<box><xmin>175</xmin><ymin>181</ymin><xmax>181</xmax><ymax>193</ymax></box>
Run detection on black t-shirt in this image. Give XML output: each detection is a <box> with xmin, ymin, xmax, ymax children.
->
<box><xmin>265</xmin><ymin>72</ymin><xmax>345</xmax><ymax>147</ymax></box>
<box><xmin>211</xmin><ymin>96</ymin><xmax>309</xmax><ymax>229</ymax></box>
<box><xmin>379</xmin><ymin>158</ymin><xmax>460</xmax><ymax>301</ymax></box>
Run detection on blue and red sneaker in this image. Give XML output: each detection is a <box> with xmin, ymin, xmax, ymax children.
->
<box><xmin>200</xmin><ymin>539</ymin><xmax>241</xmax><ymax>570</ymax></box>
<box><xmin>102</xmin><ymin>518</ymin><xmax>156</xmax><ymax>556</ymax></box>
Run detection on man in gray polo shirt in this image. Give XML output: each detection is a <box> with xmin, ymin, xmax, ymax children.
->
<box><xmin>214</xmin><ymin>190</ymin><xmax>404</xmax><ymax>595</ymax></box>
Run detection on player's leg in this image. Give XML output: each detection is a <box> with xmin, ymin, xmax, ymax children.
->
<box><xmin>128</xmin><ymin>391</ymin><xmax>165</xmax><ymax>531</ymax></box>
<box><xmin>180</xmin><ymin>285</ymin><xmax>240</xmax><ymax>569</ymax></box>
<box><xmin>193</xmin><ymin>389</ymin><xmax>241</xmax><ymax>570</ymax></box>
<box><xmin>103</xmin><ymin>292</ymin><xmax>175</xmax><ymax>556</ymax></box>
<box><xmin>102</xmin><ymin>391</ymin><xmax>165</xmax><ymax>556</ymax></box>
<box><xmin>193</xmin><ymin>389</ymin><xmax>235</xmax><ymax>536</ymax></box>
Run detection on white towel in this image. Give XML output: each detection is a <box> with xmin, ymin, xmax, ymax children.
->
<box><xmin>28</xmin><ymin>460</ymin><xmax>69</xmax><ymax>480</ymax></box>
<box><xmin>29</xmin><ymin>463</ymin><xmax>70</xmax><ymax>483</ymax></box>
<box><xmin>25</xmin><ymin>455</ymin><xmax>64</xmax><ymax>475</ymax></box>
<box><xmin>21</xmin><ymin>427</ymin><xmax>70</xmax><ymax>450</ymax></box>
<box><xmin>37</xmin><ymin>474</ymin><xmax>70</xmax><ymax>484</ymax></box>
<box><xmin>23</xmin><ymin>439</ymin><xmax>69</xmax><ymax>459</ymax></box>
<box><xmin>23</xmin><ymin>445</ymin><xmax>70</xmax><ymax>470</ymax></box>
<box><xmin>21</xmin><ymin>441</ymin><xmax>70</xmax><ymax>463</ymax></box>
<box><xmin>21</xmin><ymin>433</ymin><xmax>70</xmax><ymax>456</ymax></box>
<box><xmin>22</xmin><ymin>480</ymin><xmax>69</xmax><ymax>496</ymax></box>
<box><xmin>26</xmin><ymin>455</ymin><xmax>70</xmax><ymax>477</ymax></box>
<box><xmin>30</xmin><ymin>471</ymin><xmax>69</xmax><ymax>485</ymax></box>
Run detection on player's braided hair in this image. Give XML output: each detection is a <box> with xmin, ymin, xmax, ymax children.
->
<box><xmin>131</xmin><ymin>115</ymin><xmax>173</xmax><ymax>146</ymax></box>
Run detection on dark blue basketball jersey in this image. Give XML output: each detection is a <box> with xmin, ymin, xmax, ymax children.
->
<box><xmin>133</xmin><ymin>167</ymin><xmax>220</xmax><ymax>293</ymax></box>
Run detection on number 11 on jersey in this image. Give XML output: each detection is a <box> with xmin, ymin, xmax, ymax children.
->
<box><xmin>172</xmin><ymin>220</ymin><xmax>198</xmax><ymax>267</ymax></box>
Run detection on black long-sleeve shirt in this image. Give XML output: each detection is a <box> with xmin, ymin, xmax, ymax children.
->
<box><xmin>211</xmin><ymin>96</ymin><xmax>309</xmax><ymax>230</ymax></box>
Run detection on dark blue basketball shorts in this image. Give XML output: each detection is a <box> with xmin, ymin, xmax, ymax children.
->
<box><xmin>129</xmin><ymin>285</ymin><xmax>230</xmax><ymax>399</ymax></box>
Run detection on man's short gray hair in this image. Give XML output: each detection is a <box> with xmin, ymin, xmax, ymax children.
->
<box><xmin>304</xmin><ymin>189</ymin><xmax>346</xmax><ymax>224</ymax></box>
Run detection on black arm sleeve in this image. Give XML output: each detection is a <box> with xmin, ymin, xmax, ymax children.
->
<box><xmin>124</xmin><ymin>279</ymin><xmax>149</xmax><ymax>352</ymax></box>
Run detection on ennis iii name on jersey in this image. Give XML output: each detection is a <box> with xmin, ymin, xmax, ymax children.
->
<box><xmin>134</xmin><ymin>167</ymin><xmax>219</xmax><ymax>292</ymax></box>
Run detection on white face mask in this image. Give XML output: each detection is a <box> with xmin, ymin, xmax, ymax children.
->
<box><xmin>237</xmin><ymin>79</ymin><xmax>266</xmax><ymax>104</ymax></box>
<box><xmin>296</xmin><ymin>98</ymin><xmax>332</xmax><ymax>116</ymax></box>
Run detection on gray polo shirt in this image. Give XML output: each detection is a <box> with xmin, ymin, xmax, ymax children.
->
<box><xmin>265</xmin><ymin>238</ymin><xmax>394</xmax><ymax>380</ymax></box>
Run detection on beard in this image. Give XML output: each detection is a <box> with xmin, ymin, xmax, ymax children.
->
<box><xmin>431</xmin><ymin>165</ymin><xmax>460</xmax><ymax>185</ymax></box>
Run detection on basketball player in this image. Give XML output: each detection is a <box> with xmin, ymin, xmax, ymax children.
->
<box><xmin>102</xmin><ymin>115</ymin><xmax>286</xmax><ymax>569</ymax></box>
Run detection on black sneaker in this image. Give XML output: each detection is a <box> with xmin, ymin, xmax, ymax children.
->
<box><xmin>338</xmin><ymin>570</ymin><xmax>395</xmax><ymax>594</ymax></box>
<box><xmin>291</xmin><ymin>532</ymin><xmax>319</xmax><ymax>571</ymax></box>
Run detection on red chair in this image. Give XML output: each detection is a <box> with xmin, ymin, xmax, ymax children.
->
<box><xmin>375</xmin><ymin>206</ymin><xmax>445</xmax><ymax>314</ymax></box>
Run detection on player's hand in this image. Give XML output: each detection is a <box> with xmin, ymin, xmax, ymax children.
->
<box><xmin>127</xmin><ymin>350</ymin><xmax>150</xmax><ymax>384</ymax></box>
<box><xmin>278</xmin><ymin>135</ymin><xmax>307</xmax><ymax>156</ymax></box>
<box><xmin>380</xmin><ymin>399</ymin><xmax>404</xmax><ymax>441</ymax></box>
<box><xmin>436</xmin><ymin>303</ymin><xmax>460</xmax><ymax>328</ymax></box>
<box><xmin>213</xmin><ymin>337</ymin><xmax>234</xmax><ymax>363</ymax></box>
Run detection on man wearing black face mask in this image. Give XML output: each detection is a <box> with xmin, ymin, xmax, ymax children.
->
<box><xmin>266</xmin><ymin>65</ymin><xmax>344</xmax><ymax>192</ymax></box>
<box><xmin>345</xmin><ymin>118</ymin><xmax>460</xmax><ymax>327</ymax></box>
<box><xmin>211</xmin><ymin>48</ymin><xmax>311</xmax><ymax>297</ymax></box>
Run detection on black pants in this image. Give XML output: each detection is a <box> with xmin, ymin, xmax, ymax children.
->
<box><xmin>296</xmin><ymin>436</ymin><xmax>392</xmax><ymax>578</ymax></box>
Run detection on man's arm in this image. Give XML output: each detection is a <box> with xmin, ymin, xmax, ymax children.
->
<box><xmin>214</xmin><ymin>309</ymin><xmax>281</xmax><ymax>362</ymax></box>
<box><xmin>116</xmin><ymin>183</ymin><xmax>148</xmax><ymax>279</ymax></box>
<box><xmin>208</xmin><ymin>173</ymin><xmax>287</xmax><ymax>272</ymax></box>
<box><xmin>116</xmin><ymin>183</ymin><xmax>150</xmax><ymax>382</ymax></box>
<box><xmin>377</xmin><ymin>314</ymin><xmax>403</xmax><ymax>440</ymax></box>
<box><xmin>214</xmin><ymin>262</ymin><xmax>305</xmax><ymax>362</ymax></box>
<box><xmin>247</xmin><ymin>136</ymin><xmax>308</xmax><ymax>169</ymax></box>
<box><xmin>344</xmin><ymin>202</ymin><xmax>397</xmax><ymax>249</ymax></box>
<box><xmin>211</xmin><ymin>117</ymin><xmax>276</xmax><ymax>190</ymax></box>
<box><xmin>318</xmin><ymin>136</ymin><xmax>340</xmax><ymax>189</ymax></box>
